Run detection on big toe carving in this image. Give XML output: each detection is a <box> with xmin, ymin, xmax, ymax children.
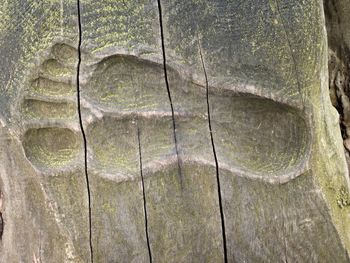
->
<box><xmin>23</xmin><ymin>127</ymin><xmax>81</xmax><ymax>170</ymax></box>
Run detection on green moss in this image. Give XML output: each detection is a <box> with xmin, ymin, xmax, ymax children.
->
<box><xmin>44</xmin><ymin>172</ymin><xmax>90</xmax><ymax>262</ymax></box>
<box><xmin>90</xmin><ymin>175</ymin><xmax>148</xmax><ymax>262</ymax></box>
<box><xmin>41</xmin><ymin>59</ymin><xmax>74</xmax><ymax>77</ymax></box>
<box><xmin>82</xmin><ymin>0</ymin><xmax>158</xmax><ymax>53</ymax></box>
<box><xmin>144</xmin><ymin>163</ymin><xmax>223</xmax><ymax>261</ymax></box>
<box><xmin>311</xmin><ymin>76</ymin><xmax>350</xmax><ymax>253</ymax></box>
<box><xmin>87</xmin><ymin>117</ymin><xmax>139</xmax><ymax>174</ymax></box>
<box><xmin>23</xmin><ymin>128</ymin><xmax>80</xmax><ymax>169</ymax></box>
<box><xmin>0</xmin><ymin>0</ymin><xmax>78</xmax><ymax>119</ymax></box>
<box><xmin>52</xmin><ymin>43</ymin><xmax>77</xmax><ymax>66</ymax></box>
<box><xmin>336</xmin><ymin>186</ymin><xmax>350</xmax><ymax>209</ymax></box>
<box><xmin>30</xmin><ymin>77</ymin><xmax>75</xmax><ymax>97</ymax></box>
<box><xmin>22</xmin><ymin>99</ymin><xmax>76</xmax><ymax>120</ymax></box>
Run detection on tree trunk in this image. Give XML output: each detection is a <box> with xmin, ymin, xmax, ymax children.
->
<box><xmin>0</xmin><ymin>0</ymin><xmax>350</xmax><ymax>262</ymax></box>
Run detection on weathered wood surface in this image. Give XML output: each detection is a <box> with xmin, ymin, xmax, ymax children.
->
<box><xmin>0</xmin><ymin>0</ymin><xmax>350</xmax><ymax>262</ymax></box>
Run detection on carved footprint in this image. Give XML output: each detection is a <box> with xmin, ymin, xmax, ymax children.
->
<box><xmin>19</xmin><ymin>44</ymin><xmax>310</xmax><ymax>182</ymax></box>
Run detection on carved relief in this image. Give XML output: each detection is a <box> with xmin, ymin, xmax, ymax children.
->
<box><xmin>0</xmin><ymin>0</ymin><xmax>349</xmax><ymax>262</ymax></box>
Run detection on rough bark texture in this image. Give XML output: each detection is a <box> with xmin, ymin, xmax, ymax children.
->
<box><xmin>0</xmin><ymin>0</ymin><xmax>350</xmax><ymax>262</ymax></box>
<box><xmin>325</xmin><ymin>0</ymin><xmax>350</xmax><ymax>173</ymax></box>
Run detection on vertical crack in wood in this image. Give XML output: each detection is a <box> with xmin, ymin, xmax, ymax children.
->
<box><xmin>76</xmin><ymin>0</ymin><xmax>94</xmax><ymax>262</ymax></box>
<box><xmin>157</xmin><ymin>0</ymin><xmax>183</xmax><ymax>186</ymax></box>
<box><xmin>137</xmin><ymin>126</ymin><xmax>153</xmax><ymax>263</ymax></box>
<box><xmin>198</xmin><ymin>40</ymin><xmax>228</xmax><ymax>263</ymax></box>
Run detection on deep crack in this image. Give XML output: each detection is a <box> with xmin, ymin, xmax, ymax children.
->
<box><xmin>157</xmin><ymin>0</ymin><xmax>183</xmax><ymax>185</ymax></box>
<box><xmin>137</xmin><ymin>127</ymin><xmax>153</xmax><ymax>263</ymax></box>
<box><xmin>76</xmin><ymin>0</ymin><xmax>94</xmax><ymax>262</ymax></box>
<box><xmin>0</xmin><ymin>212</ymin><xmax>3</xmax><ymax>241</ymax></box>
<box><xmin>198</xmin><ymin>40</ymin><xmax>228</xmax><ymax>263</ymax></box>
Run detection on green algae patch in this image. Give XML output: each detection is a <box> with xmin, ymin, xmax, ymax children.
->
<box><xmin>144</xmin><ymin>163</ymin><xmax>224</xmax><ymax>262</ymax></box>
<box><xmin>41</xmin><ymin>59</ymin><xmax>74</xmax><ymax>78</ymax></box>
<box><xmin>44</xmin><ymin>171</ymin><xmax>90</xmax><ymax>262</ymax></box>
<box><xmin>87</xmin><ymin>116</ymin><xmax>139</xmax><ymax>175</ymax></box>
<box><xmin>30</xmin><ymin>77</ymin><xmax>75</xmax><ymax>97</ymax></box>
<box><xmin>81</xmin><ymin>0</ymin><xmax>159</xmax><ymax>53</ymax></box>
<box><xmin>23</xmin><ymin>127</ymin><xmax>81</xmax><ymax>169</ymax></box>
<box><xmin>21</xmin><ymin>99</ymin><xmax>76</xmax><ymax>120</ymax></box>
<box><xmin>90</xmin><ymin>175</ymin><xmax>149</xmax><ymax>262</ymax></box>
<box><xmin>336</xmin><ymin>186</ymin><xmax>350</xmax><ymax>209</ymax></box>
